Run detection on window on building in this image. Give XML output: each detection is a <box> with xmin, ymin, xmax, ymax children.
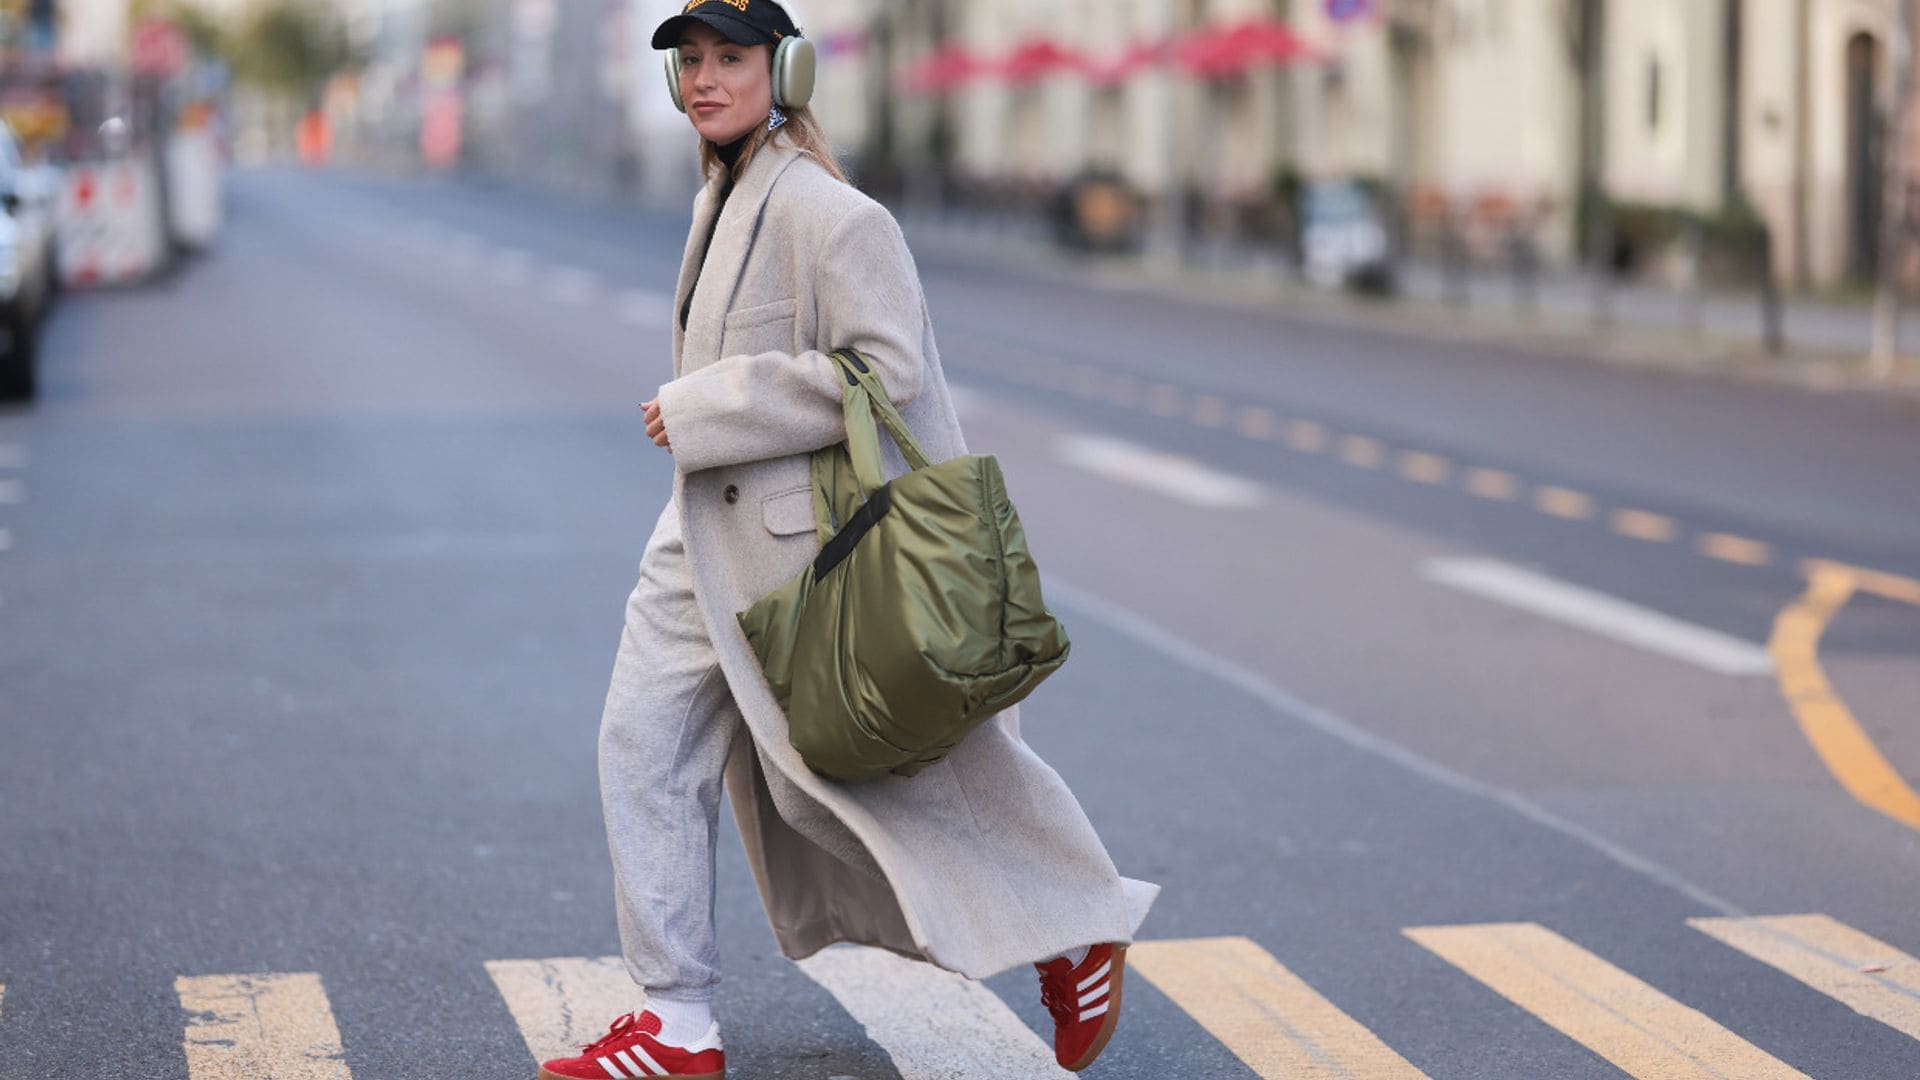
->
<box><xmin>1646</xmin><ymin>57</ymin><xmax>1662</xmax><ymax>131</ymax></box>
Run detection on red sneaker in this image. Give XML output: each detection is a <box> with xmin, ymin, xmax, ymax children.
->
<box><xmin>537</xmin><ymin>1010</ymin><xmax>725</xmax><ymax>1079</ymax></box>
<box><xmin>1035</xmin><ymin>943</ymin><xmax>1126</xmax><ymax>1071</ymax></box>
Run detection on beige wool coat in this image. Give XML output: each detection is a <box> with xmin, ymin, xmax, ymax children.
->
<box><xmin>649</xmin><ymin>136</ymin><xmax>1157</xmax><ymax>979</ymax></box>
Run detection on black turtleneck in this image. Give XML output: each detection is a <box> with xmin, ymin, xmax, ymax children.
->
<box><xmin>681</xmin><ymin>133</ymin><xmax>752</xmax><ymax>332</ymax></box>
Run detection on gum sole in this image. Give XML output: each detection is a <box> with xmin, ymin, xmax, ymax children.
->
<box><xmin>1065</xmin><ymin>944</ymin><xmax>1126</xmax><ymax>1072</ymax></box>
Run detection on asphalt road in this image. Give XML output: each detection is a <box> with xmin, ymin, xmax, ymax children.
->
<box><xmin>1</xmin><ymin>164</ymin><xmax>1916</xmax><ymax>1079</ymax></box>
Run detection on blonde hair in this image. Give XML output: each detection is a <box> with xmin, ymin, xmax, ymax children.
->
<box><xmin>698</xmin><ymin>103</ymin><xmax>849</xmax><ymax>186</ymax></box>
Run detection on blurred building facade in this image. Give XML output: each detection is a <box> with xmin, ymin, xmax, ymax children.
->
<box><xmin>283</xmin><ymin>0</ymin><xmax>1920</xmax><ymax>290</ymax></box>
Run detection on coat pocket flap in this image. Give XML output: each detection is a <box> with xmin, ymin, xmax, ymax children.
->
<box><xmin>724</xmin><ymin>296</ymin><xmax>799</xmax><ymax>330</ymax></box>
<box><xmin>762</xmin><ymin>486</ymin><xmax>817</xmax><ymax>536</ymax></box>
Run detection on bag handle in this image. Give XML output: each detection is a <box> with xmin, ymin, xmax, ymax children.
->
<box><xmin>830</xmin><ymin>349</ymin><xmax>931</xmax><ymax>489</ymax></box>
<box><xmin>807</xmin><ymin>349</ymin><xmax>932</xmax><ymax>544</ymax></box>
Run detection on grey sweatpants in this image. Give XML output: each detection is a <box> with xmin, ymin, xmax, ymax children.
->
<box><xmin>598</xmin><ymin>503</ymin><xmax>742</xmax><ymax>1002</ymax></box>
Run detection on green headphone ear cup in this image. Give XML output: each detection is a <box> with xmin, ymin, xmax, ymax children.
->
<box><xmin>665</xmin><ymin>49</ymin><xmax>686</xmax><ymax>112</ymax></box>
<box><xmin>772</xmin><ymin>36</ymin><xmax>816</xmax><ymax>109</ymax></box>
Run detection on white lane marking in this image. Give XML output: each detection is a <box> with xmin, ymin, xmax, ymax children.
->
<box><xmin>1422</xmin><ymin>557</ymin><xmax>1774</xmax><ymax>677</ymax></box>
<box><xmin>614</xmin><ymin>289</ymin><xmax>674</xmax><ymax>328</ymax></box>
<box><xmin>797</xmin><ymin>944</ymin><xmax>1070</xmax><ymax>1078</ymax></box>
<box><xmin>546</xmin><ymin>267</ymin><xmax>602</xmax><ymax>306</ymax></box>
<box><xmin>489</xmin><ymin>248</ymin><xmax>535</xmax><ymax>286</ymax></box>
<box><xmin>1055</xmin><ymin>433</ymin><xmax>1264</xmax><ymax>509</ymax></box>
<box><xmin>0</xmin><ymin>443</ymin><xmax>24</xmax><ymax>468</ymax></box>
<box><xmin>1046</xmin><ymin>578</ymin><xmax>1747</xmax><ymax>918</ymax></box>
<box><xmin>0</xmin><ymin>526</ymin><xmax>12</xmax><ymax>551</ymax></box>
<box><xmin>0</xmin><ymin>478</ymin><xmax>22</xmax><ymax>504</ymax></box>
<box><xmin>486</xmin><ymin>956</ymin><xmax>638</xmax><ymax>1067</ymax></box>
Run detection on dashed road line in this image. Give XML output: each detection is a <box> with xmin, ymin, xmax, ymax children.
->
<box><xmin>1104</xmin><ymin>372</ymin><xmax>1143</xmax><ymax>408</ymax></box>
<box><xmin>1700</xmin><ymin>532</ymin><xmax>1773</xmax><ymax>567</ymax></box>
<box><xmin>1189</xmin><ymin>394</ymin><xmax>1229</xmax><ymax>427</ymax></box>
<box><xmin>1398</xmin><ymin>450</ymin><xmax>1452</xmax><ymax>485</ymax></box>
<box><xmin>1285</xmin><ymin>420</ymin><xmax>1327</xmax><ymax>453</ymax></box>
<box><xmin>1612</xmin><ymin>508</ymin><xmax>1678</xmax><ymax>543</ymax></box>
<box><xmin>0</xmin><ymin>526</ymin><xmax>12</xmax><ymax>551</ymax></box>
<box><xmin>1423</xmin><ymin>557</ymin><xmax>1774</xmax><ymax>677</ymax></box>
<box><xmin>1534</xmin><ymin>485</ymin><xmax>1596</xmax><ymax>521</ymax></box>
<box><xmin>0</xmin><ymin>478</ymin><xmax>23</xmax><ymax>505</ymax></box>
<box><xmin>1406</xmin><ymin>922</ymin><xmax>1809</xmax><ymax>1080</ymax></box>
<box><xmin>1130</xmin><ymin>937</ymin><xmax>1427</xmax><ymax>1078</ymax></box>
<box><xmin>1339</xmin><ymin>434</ymin><xmax>1386</xmax><ymax>468</ymax></box>
<box><xmin>177</xmin><ymin>972</ymin><xmax>351</xmax><ymax>1079</ymax></box>
<box><xmin>1236</xmin><ymin>405</ymin><xmax>1277</xmax><ymax>439</ymax></box>
<box><xmin>1464</xmin><ymin>467</ymin><xmax>1519</xmax><ymax>501</ymax></box>
<box><xmin>1145</xmin><ymin>382</ymin><xmax>1183</xmax><ymax>416</ymax></box>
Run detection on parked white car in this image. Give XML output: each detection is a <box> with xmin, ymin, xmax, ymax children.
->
<box><xmin>0</xmin><ymin>121</ymin><xmax>57</xmax><ymax>400</ymax></box>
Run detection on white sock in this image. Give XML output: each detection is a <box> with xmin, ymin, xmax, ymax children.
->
<box><xmin>645</xmin><ymin>993</ymin><xmax>715</xmax><ymax>1046</ymax></box>
<box><xmin>1047</xmin><ymin>945</ymin><xmax>1091</xmax><ymax>968</ymax></box>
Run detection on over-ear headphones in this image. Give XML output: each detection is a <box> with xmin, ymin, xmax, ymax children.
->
<box><xmin>665</xmin><ymin>13</ymin><xmax>817</xmax><ymax>114</ymax></box>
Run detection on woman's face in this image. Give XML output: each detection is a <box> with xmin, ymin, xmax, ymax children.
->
<box><xmin>677</xmin><ymin>23</ymin><xmax>774</xmax><ymax>146</ymax></box>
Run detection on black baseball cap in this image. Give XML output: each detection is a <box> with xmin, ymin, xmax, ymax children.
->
<box><xmin>651</xmin><ymin>0</ymin><xmax>801</xmax><ymax>50</ymax></box>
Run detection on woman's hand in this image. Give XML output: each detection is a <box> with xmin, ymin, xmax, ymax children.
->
<box><xmin>642</xmin><ymin>398</ymin><xmax>672</xmax><ymax>452</ymax></box>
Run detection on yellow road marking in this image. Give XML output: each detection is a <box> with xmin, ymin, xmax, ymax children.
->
<box><xmin>1286</xmin><ymin>420</ymin><xmax>1328</xmax><ymax>452</ymax></box>
<box><xmin>1804</xmin><ymin>557</ymin><xmax>1920</xmax><ymax>607</ymax></box>
<box><xmin>1535</xmin><ymin>486</ymin><xmax>1596</xmax><ymax>520</ymax></box>
<box><xmin>1612</xmin><ymin>509</ymin><xmax>1678</xmax><ymax>543</ymax></box>
<box><xmin>1465</xmin><ymin>468</ymin><xmax>1519</xmax><ymax>501</ymax></box>
<box><xmin>486</xmin><ymin>956</ymin><xmax>638</xmax><ymax>1067</ymax></box>
<box><xmin>1190</xmin><ymin>394</ymin><xmax>1230</xmax><ymax>427</ymax></box>
<box><xmin>1406</xmin><ymin>922</ymin><xmax>1806</xmax><ymax>1079</ymax></box>
<box><xmin>1237</xmin><ymin>406</ymin><xmax>1277</xmax><ymax>439</ymax></box>
<box><xmin>1398</xmin><ymin>451</ymin><xmax>1452</xmax><ymax>485</ymax></box>
<box><xmin>1769</xmin><ymin>565</ymin><xmax>1920</xmax><ymax>830</ymax></box>
<box><xmin>1146</xmin><ymin>382</ymin><xmax>1183</xmax><ymax>416</ymax></box>
<box><xmin>1340</xmin><ymin>435</ymin><xmax>1386</xmax><ymax>468</ymax></box>
<box><xmin>177</xmin><ymin>972</ymin><xmax>351</xmax><ymax>1079</ymax></box>
<box><xmin>1690</xmin><ymin>915</ymin><xmax>1920</xmax><ymax>1040</ymax></box>
<box><xmin>1700</xmin><ymin>533</ymin><xmax>1773</xmax><ymax>566</ymax></box>
<box><xmin>1129</xmin><ymin>937</ymin><xmax>1426</xmax><ymax>1078</ymax></box>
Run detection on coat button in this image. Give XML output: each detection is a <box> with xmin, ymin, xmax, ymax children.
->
<box><xmin>724</xmin><ymin>484</ymin><xmax>740</xmax><ymax>504</ymax></box>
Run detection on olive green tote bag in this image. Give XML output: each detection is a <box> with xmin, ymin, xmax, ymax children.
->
<box><xmin>737</xmin><ymin>348</ymin><xmax>1070</xmax><ymax>783</ymax></box>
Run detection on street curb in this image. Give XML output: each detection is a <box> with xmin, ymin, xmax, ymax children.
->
<box><xmin>898</xmin><ymin>217</ymin><xmax>1920</xmax><ymax>411</ymax></box>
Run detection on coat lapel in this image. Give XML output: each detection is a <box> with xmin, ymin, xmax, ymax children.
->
<box><xmin>674</xmin><ymin>141</ymin><xmax>805</xmax><ymax>378</ymax></box>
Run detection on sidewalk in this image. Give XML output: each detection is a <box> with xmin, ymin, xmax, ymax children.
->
<box><xmin>895</xmin><ymin>208</ymin><xmax>1920</xmax><ymax>404</ymax></box>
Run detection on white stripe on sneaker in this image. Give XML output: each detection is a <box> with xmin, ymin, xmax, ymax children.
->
<box><xmin>1076</xmin><ymin>959</ymin><xmax>1112</xmax><ymax>992</ymax></box>
<box><xmin>613</xmin><ymin>1049</ymin><xmax>646</xmax><ymax>1076</ymax></box>
<box><xmin>1080</xmin><ymin>1000</ymin><xmax>1111</xmax><ymax>1022</ymax></box>
<box><xmin>597</xmin><ymin>1055</ymin><xmax>626</xmax><ymax>1078</ymax></box>
<box><xmin>1078</xmin><ymin>985</ymin><xmax>1109</xmax><ymax>1008</ymax></box>
<box><xmin>632</xmin><ymin>1045</ymin><xmax>669</xmax><ymax>1076</ymax></box>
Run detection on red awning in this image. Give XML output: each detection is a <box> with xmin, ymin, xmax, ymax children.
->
<box><xmin>997</xmin><ymin>38</ymin><xmax>1086</xmax><ymax>85</ymax></box>
<box><xmin>1084</xmin><ymin>38</ymin><xmax>1169</xmax><ymax>87</ymax></box>
<box><xmin>899</xmin><ymin>44</ymin><xmax>991</xmax><ymax>93</ymax></box>
<box><xmin>1175</xmin><ymin>17</ymin><xmax>1320</xmax><ymax>79</ymax></box>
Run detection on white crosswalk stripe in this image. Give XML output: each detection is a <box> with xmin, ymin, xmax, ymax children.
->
<box><xmin>5</xmin><ymin>914</ymin><xmax>1914</xmax><ymax>1076</ymax></box>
